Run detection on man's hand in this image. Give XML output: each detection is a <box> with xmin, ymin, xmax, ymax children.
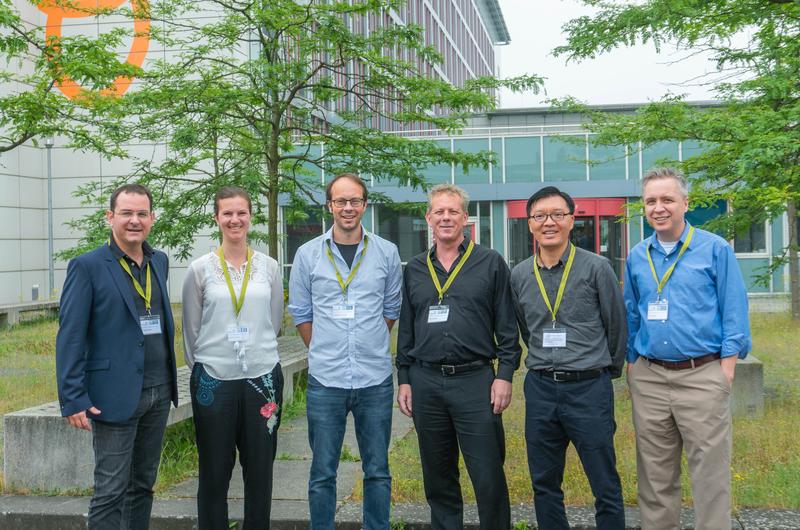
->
<box><xmin>66</xmin><ymin>407</ymin><xmax>101</xmax><ymax>431</ymax></box>
<box><xmin>720</xmin><ymin>356</ymin><xmax>737</xmax><ymax>387</ymax></box>
<box><xmin>490</xmin><ymin>379</ymin><xmax>512</xmax><ymax>414</ymax></box>
<box><xmin>397</xmin><ymin>384</ymin><xmax>413</xmax><ymax>417</ymax></box>
<box><xmin>626</xmin><ymin>358</ymin><xmax>636</xmax><ymax>376</ymax></box>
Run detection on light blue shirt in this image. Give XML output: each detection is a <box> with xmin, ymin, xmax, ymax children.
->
<box><xmin>288</xmin><ymin>226</ymin><xmax>402</xmax><ymax>388</ymax></box>
<box><xmin>624</xmin><ymin>223</ymin><xmax>752</xmax><ymax>363</ymax></box>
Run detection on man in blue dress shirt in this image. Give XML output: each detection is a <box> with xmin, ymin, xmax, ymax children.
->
<box><xmin>288</xmin><ymin>173</ymin><xmax>403</xmax><ymax>530</ymax></box>
<box><xmin>624</xmin><ymin>167</ymin><xmax>751</xmax><ymax>530</ymax></box>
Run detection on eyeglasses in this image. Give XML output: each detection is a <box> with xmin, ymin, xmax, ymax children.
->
<box><xmin>330</xmin><ymin>198</ymin><xmax>365</xmax><ymax>208</ymax></box>
<box><xmin>114</xmin><ymin>210</ymin><xmax>151</xmax><ymax>220</ymax></box>
<box><xmin>528</xmin><ymin>212</ymin><xmax>572</xmax><ymax>223</ymax></box>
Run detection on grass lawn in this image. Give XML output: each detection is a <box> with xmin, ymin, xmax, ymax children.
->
<box><xmin>1</xmin><ymin>311</ymin><xmax>797</xmax><ymax>509</ymax></box>
<box><xmin>387</xmin><ymin>312</ymin><xmax>800</xmax><ymax>510</ymax></box>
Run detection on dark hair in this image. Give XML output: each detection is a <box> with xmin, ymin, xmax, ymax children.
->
<box><xmin>214</xmin><ymin>186</ymin><xmax>252</xmax><ymax>215</ymax></box>
<box><xmin>109</xmin><ymin>184</ymin><xmax>153</xmax><ymax>211</ymax></box>
<box><xmin>325</xmin><ymin>173</ymin><xmax>368</xmax><ymax>202</ymax></box>
<box><xmin>526</xmin><ymin>186</ymin><xmax>575</xmax><ymax>217</ymax></box>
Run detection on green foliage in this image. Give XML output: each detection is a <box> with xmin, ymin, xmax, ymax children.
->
<box><xmin>64</xmin><ymin>0</ymin><xmax>542</xmax><ymax>260</ymax></box>
<box><xmin>0</xmin><ymin>0</ymin><xmax>138</xmax><ymax>156</ymax></box>
<box><xmin>552</xmin><ymin>0</ymin><xmax>800</xmax><ymax>315</ymax></box>
<box><xmin>340</xmin><ymin>444</ymin><xmax>360</xmax><ymax>462</ymax></box>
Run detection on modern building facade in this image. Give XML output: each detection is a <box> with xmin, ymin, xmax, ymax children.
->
<box><xmin>0</xmin><ymin>0</ymin><xmax>512</xmax><ymax>304</ymax></box>
<box><xmin>283</xmin><ymin>105</ymin><xmax>795</xmax><ymax>303</ymax></box>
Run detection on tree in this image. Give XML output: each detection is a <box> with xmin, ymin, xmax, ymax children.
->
<box><xmin>0</xmin><ymin>0</ymin><xmax>142</xmax><ymax>156</ymax></box>
<box><xmin>67</xmin><ymin>0</ymin><xmax>541</xmax><ymax>259</ymax></box>
<box><xmin>553</xmin><ymin>0</ymin><xmax>800</xmax><ymax>319</ymax></box>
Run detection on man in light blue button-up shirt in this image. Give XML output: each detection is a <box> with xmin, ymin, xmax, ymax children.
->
<box><xmin>624</xmin><ymin>167</ymin><xmax>751</xmax><ymax>530</ymax></box>
<box><xmin>288</xmin><ymin>173</ymin><xmax>402</xmax><ymax>530</ymax></box>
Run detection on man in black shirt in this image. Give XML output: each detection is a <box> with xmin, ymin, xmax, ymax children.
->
<box><xmin>397</xmin><ymin>184</ymin><xmax>521</xmax><ymax>530</ymax></box>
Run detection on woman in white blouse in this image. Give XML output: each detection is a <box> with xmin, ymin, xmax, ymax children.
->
<box><xmin>182</xmin><ymin>186</ymin><xmax>284</xmax><ymax>529</ymax></box>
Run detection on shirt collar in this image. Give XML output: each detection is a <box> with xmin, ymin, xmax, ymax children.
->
<box><xmin>109</xmin><ymin>234</ymin><xmax>153</xmax><ymax>263</ymax></box>
<box><xmin>535</xmin><ymin>242</ymin><xmax>572</xmax><ymax>270</ymax></box>
<box><xmin>647</xmin><ymin>222</ymin><xmax>694</xmax><ymax>253</ymax></box>
<box><xmin>323</xmin><ymin>225</ymin><xmax>368</xmax><ymax>246</ymax></box>
<box><xmin>429</xmin><ymin>236</ymin><xmax>470</xmax><ymax>261</ymax></box>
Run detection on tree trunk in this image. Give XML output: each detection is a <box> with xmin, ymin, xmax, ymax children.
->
<box><xmin>787</xmin><ymin>200</ymin><xmax>800</xmax><ymax>320</ymax></box>
<box><xmin>267</xmin><ymin>174</ymin><xmax>279</xmax><ymax>259</ymax></box>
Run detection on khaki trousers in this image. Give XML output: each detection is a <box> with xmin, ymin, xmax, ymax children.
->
<box><xmin>628</xmin><ymin>358</ymin><xmax>732</xmax><ymax>530</ymax></box>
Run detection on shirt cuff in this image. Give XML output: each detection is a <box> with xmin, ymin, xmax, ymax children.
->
<box><xmin>496</xmin><ymin>362</ymin><xmax>515</xmax><ymax>382</ymax></box>
<box><xmin>626</xmin><ymin>352</ymin><xmax>640</xmax><ymax>364</ymax></box>
<box><xmin>397</xmin><ymin>366</ymin><xmax>410</xmax><ymax>385</ymax></box>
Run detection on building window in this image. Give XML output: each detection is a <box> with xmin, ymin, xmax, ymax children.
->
<box><xmin>375</xmin><ymin>204</ymin><xmax>428</xmax><ymax>262</ymax></box>
<box><xmin>284</xmin><ymin>207</ymin><xmax>325</xmax><ymax>267</ymax></box>
<box><xmin>507</xmin><ymin>218</ymin><xmax>532</xmax><ymax>270</ymax></box>
<box><xmin>734</xmin><ymin>222</ymin><xmax>767</xmax><ymax>254</ymax></box>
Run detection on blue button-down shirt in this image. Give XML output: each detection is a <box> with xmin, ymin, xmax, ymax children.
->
<box><xmin>624</xmin><ymin>223</ymin><xmax>751</xmax><ymax>363</ymax></box>
<box><xmin>288</xmin><ymin>226</ymin><xmax>402</xmax><ymax>388</ymax></box>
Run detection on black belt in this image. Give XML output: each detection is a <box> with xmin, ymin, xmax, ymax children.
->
<box><xmin>643</xmin><ymin>352</ymin><xmax>720</xmax><ymax>370</ymax></box>
<box><xmin>416</xmin><ymin>359</ymin><xmax>491</xmax><ymax>376</ymax></box>
<box><xmin>534</xmin><ymin>368</ymin><xmax>605</xmax><ymax>382</ymax></box>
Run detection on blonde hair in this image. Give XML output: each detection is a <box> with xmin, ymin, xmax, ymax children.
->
<box><xmin>427</xmin><ymin>184</ymin><xmax>469</xmax><ymax>213</ymax></box>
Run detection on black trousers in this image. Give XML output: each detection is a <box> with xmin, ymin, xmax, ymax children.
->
<box><xmin>409</xmin><ymin>362</ymin><xmax>510</xmax><ymax>530</ymax></box>
<box><xmin>524</xmin><ymin>370</ymin><xmax>624</xmax><ymax>530</ymax></box>
<box><xmin>190</xmin><ymin>363</ymin><xmax>284</xmax><ymax>530</ymax></box>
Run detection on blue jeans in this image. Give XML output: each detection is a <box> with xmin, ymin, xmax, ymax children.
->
<box><xmin>524</xmin><ymin>370</ymin><xmax>624</xmax><ymax>530</ymax></box>
<box><xmin>88</xmin><ymin>383</ymin><xmax>172</xmax><ymax>530</ymax></box>
<box><xmin>306</xmin><ymin>375</ymin><xmax>393</xmax><ymax>530</ymax></box>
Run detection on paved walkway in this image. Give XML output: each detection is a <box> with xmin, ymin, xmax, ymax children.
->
<box><xmin>2</xmin><ymin>403</ymin><xmax>800</xmax><ymax>528</ymax></box>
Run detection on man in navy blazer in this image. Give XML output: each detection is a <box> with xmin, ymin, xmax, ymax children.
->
<box><xmin>56</xmin><ymin>183</ymin><xmax>178</xmax><ymax>529</ymax></box>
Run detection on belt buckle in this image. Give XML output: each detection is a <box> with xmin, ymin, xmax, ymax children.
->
<box><xmin>552</xmin><ymin>371</ymin><xmax>568</xmax><ymax>382</ymax></box>
<box><xmin>441</xmin><ymin>364</ymin><xmax>456</xmax><ymax>376</ymax></box>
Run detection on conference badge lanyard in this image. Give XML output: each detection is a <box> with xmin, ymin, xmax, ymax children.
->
<box><xmin>326</xmin><ymin>235</ymin><xmax>369</xmax><ymax>320</ymax></box>
<box><xmin>116</xmin><ymin>249</ymin><xmax>161</xmax><ymax>337</ymax></box>
<box><xmin>533</xmin><ymin>243</ymin><xmax>576</xmax><ymax>349</ymax></box>
<box><xmin>218</xmin><ymin>246</ymin><xmax>253</xmax><ymax>373</ymax></box>
<box><xmin>646</xmin><ymin>226</ymin><xmax>694</xmax><ymax>321</ymax></box>
<box><xmin>426</xmin><ymin>240</ymin><xmax>474</xmax><ymax>324</ymax></box>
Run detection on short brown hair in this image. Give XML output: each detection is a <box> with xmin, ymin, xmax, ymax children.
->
<box><xmin>325</xmin><ymin>173</ymin><xmax>368</xmax><ymax>202</ymax></box>
<box><xmin>214</xmin><ymin>186</ymin><xmax>252</xmax><ymax>215</ymax></box>
<box><xmin>109</xmin><ymin>184</ymin><xmax>152</xmax><ymax>211</ymax></box>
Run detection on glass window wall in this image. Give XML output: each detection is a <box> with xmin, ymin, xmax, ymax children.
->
<box><xmin>543</xmin><ymin>136</ymin><xmax>585</xmax><ymax>182</ymax></box>
<box><xmin>588</xmin><ymin>143</ymin><xmax>626</xmax><ymax>180</ymax></box>
<box><xmin>454</xmin><ymin>138</ymin><xmax>490</xmax><ymax>184</ymax></box>
<box><xmin>375</xmin><ymin>204</ymin><xmax>428</xmax><ymax>262</ymax></box>
<box><xmin>504</xmin><ymin>136</ymin><xmax>541</xmax><ymax>183</ymax></box>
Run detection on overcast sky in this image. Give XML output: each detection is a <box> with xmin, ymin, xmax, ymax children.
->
<box><xmin>495</xmin><ymin>0</ymin><xmax>719</xmax><ymax>108</ymax></box>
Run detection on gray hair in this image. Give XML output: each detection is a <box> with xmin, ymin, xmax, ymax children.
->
<box><xmin>427</xmin><ymin>184</ymin><xmax>470</xmax><ymax>213</ymax></box>
<box><xmin>642</xmin><ymin>167</ymin><xmax>689</xmax><ymax>198</ymax></box>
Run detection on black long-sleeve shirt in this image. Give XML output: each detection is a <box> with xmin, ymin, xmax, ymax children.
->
<box><xmin>396</xmin><ymin>240</ymin><xmax>522</xmax><ymax>385</ymax></box>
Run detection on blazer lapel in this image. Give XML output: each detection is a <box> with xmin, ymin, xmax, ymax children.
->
<box><xmin>103</xmin><ymin>245</ymin><xmax>140</xmax><ymax>324</ymax></box>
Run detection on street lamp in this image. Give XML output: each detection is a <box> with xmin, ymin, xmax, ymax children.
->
<box><xmin>45</xmin><ymin>137</ymin><xmax>54</xmax><ymax>298</ymax></box>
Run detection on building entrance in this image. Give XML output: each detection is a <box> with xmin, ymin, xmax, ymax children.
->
<box><xmin>507</xmin><ymin>198</ymin><xmax>627</xmax><ymax>278</ymax></box>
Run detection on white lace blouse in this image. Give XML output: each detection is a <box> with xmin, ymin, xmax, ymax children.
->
<box><xmin>182</xmin><ymin>250</ymin><xmax>283</xmax><ymax>380</ymax></box>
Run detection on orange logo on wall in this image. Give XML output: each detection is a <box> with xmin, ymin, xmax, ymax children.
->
<box><xmin>38</xmin><ymin>0</ymin><xmax>150</xmax><ymax>99</ymax></box>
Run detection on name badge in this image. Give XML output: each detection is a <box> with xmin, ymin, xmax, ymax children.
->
<box><xmin>542</xmin><ymin>327</ymin><xmax>567</xmax><ymax>348</ymax></box>
<box><xmin>139</xmin><ymin>314</ymin><xmax>162</xmax><ymax>336</ymax></box>
<box><xmin>647</xmin><ymin>300</ymin><xmax>669</xmax><ymax>321</ymax></box>
<box><xmin>227</xmin><ymin>326</ymin><xmax>250</xmax><ymax>342</ymax></box>
<box><xmin>332</xmin><ymin>304</ymin><xmax>355</xmax><ymax>320</ymax></box>
<box><xmin>428</xmin><ymin>305</ymin><xmax>449</xmax><ymax>323</ymax></box>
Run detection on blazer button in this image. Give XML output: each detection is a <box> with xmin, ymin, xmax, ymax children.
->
<box><xmin>138</xmin><ymin>341</ymin><xmax>144</xmax><ymax>347</ymax></box>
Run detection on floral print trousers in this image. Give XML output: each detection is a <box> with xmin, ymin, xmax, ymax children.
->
<box><xmin>190</xmin><ymin>362</ymin><xmax>283</xmax><ymax>529</ymax></box>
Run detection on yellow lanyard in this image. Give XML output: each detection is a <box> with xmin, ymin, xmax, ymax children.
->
<box><xmin>118</xmin><ymin>258</ymin><xmax>152</xmax><ymax>314</ymax></box>
<box><xmin>646</xmin><ymin>226</ymin><xmax>694</xmax><ymax>298</ymax></box>
<box><xmin>217</xmin><ymin>247</ymin><xmax>253</xmax><ymax>318</ymax></box>
<box><xmin>426</xmin><ymin>240</ymin><xmax>475</xmax><ymax>304</ymax></box>
<box><xmin>325</xmin><ymin>236</ymin><xmax>368</xmax><ymax>297</ymax></box>
<box><xmin>533</xmin><ymin>243</ymin><xmax>576</xmax><ymax>324</ymax></box>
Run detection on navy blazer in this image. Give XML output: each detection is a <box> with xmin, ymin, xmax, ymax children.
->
<box><xmin>56</xmin><ymin>243</ymin><xmax>179</xmax><ymax>423</ymax></box>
